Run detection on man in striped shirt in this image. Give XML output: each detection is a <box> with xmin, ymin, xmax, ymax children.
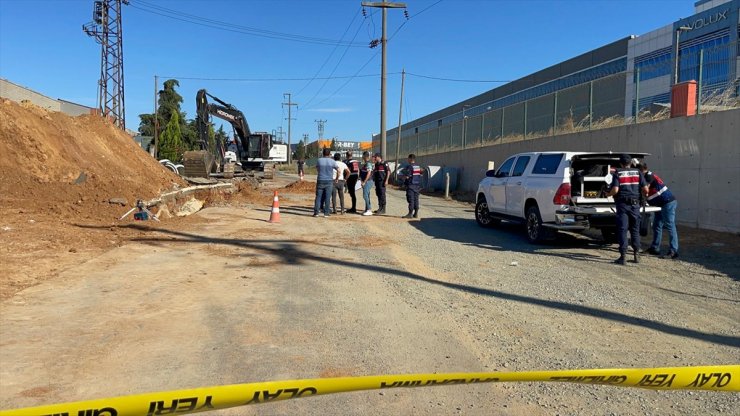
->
<box><xmin>639</xmin><ymin>163</ymin><xmax>679</xmax><ymax>259</ymax></box>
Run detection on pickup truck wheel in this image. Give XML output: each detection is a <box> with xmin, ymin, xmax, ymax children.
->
<box><xmin>525</xmin><ymin>206</ymin><xmax>545</xmax><ymax>243</ymax></box>
<box><xmin>475</xmin><ymin>198</ymin><xmax>500</xmax><ymax>228</ymax></box>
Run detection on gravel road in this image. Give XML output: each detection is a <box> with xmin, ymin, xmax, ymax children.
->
<box><xmin>1</xmin><ymin>183</ymin><xmax>737</xmax><ymax>415</ymax></box>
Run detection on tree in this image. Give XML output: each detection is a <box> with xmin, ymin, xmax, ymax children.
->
<box><xmin>159</xmin><ymin>110</ymin><xmax>183</xmax><ymax>162</ymax></box>
<box><xmin>182</xmin><ymin>118</ymin><xmax>199</xmax><ymax>151</ymax></box>
<box><xmin>214</xmin><ymin>125</ymin><xmax>229</xmax><ymax>154</ymax></box>
<box><xmin>294</xmin><ymin>140</ymin><xmax>306</xmax><ymax>161</ymax></box>
<box><xmin>157</xmin><ymin>79</ymin><xmax>183</xmax><ymax>127</ymax></box>
<box><xmin>138</xmin><ymin>79</ymin><xmax>198</xmax><ymax>156</ymax></box>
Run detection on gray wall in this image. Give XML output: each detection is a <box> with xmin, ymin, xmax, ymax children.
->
<box><xmin>0</xmin><ymin>78</ymin><xmax>61</xmax><ymax>111</ymax></box>
<box><xmin>1</xmin><ymin>78</ymin><xmax>93</xmax><ymax>116</ymax></box>
<box><xmin>417</xmin><ymin>108</ymin><xmax>740</xmax><ymax>233</ymax></box>
<box><xmin>59</xmin><ymin>99</ymin><xmax>93</xmax><ymax>116</ymax></box>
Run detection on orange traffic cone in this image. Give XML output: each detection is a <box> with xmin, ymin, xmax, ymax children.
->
<box><xmin>268</xmin><ymin>191</ymin><xmax>281</xmax><ymax>223</ymax></box>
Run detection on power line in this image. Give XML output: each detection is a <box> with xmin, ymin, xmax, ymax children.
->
<box><xmin>295</xmin><ymin>7</ymin><xmax>364</xmax><ymax>97</ymax></box>
<box><xmin>406</xmin><ymin>72</ymin><xmax>511</xmax><ymax>83</ymax></box>
<box><xmin>128</xmin><ymin>0</ymin><xmax>366</xmax><ymax>47</ymax></box>
<box><xmin>389</xmin><ymin>0</ymin><xmax>444</xmax><ymax>41</ymax></box>
<box><xmin>302</xmin><ymin>50</ymin><xmax>381</xmax><ymax>110</ymax></box>
<box><xmin>301</xmin><ymin>9</ymin><xmax>371</xmax><ymax>108</ymax></box>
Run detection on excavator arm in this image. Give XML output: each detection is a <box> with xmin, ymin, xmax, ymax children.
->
<box><xmin>195</xmin><ymin>89</ymin><xmax>253</xmax><ymax>158</ymax></box>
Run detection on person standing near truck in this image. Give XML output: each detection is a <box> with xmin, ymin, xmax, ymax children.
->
<box><xmin>638</xmin><ymin>162</ymin><xmax>679</xmax><ymax>259</ymax></box>
<box><xmin>373</xmin><ymin>153</ymin><xmax>391</xmax><ymax>215</ymax></box>
<box><xmin>605</xmin><ymin>154</ymin><xmax>649</xmax><ymax>265</ymax></box>
<box><xmin>359</xmin><ymin>151</ymin><xmax>374</xmax><ymax>216</ymax></box>
<box><xmin>344</xmin><ymin>151</ymin><xmax>360</xmax><ymax>213</ymax></box>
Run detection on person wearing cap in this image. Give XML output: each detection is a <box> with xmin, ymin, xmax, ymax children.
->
<box><xmin>359</xmin><ymin>151</ymin><xmax>375</xmax><ymax>216</ymax></box>
<box><xmin>605</xmin><ymin>154</ymin><xmax>649</xmax><ymax>265</ymax></box>
<box><xmin>638</xmin><ymin>162</ymin><xmax>679</xmax><ymax>259</ymax></box>
<box><xmin>372</xmin><ymin>152</ymin><xmax>391</xmax><ymax>215</ymax></box>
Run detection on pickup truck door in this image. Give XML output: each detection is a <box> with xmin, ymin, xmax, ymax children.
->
<box><xmin>490</xmin><ymin>156</ymin><xmax>515</xmax><ymax>213</ymax></box>
<box><xmin>506</xmin><ymin>155</ymin><xmax>532</xmax><ymax>217</ymax></box>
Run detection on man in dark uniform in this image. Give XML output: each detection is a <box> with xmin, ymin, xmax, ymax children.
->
<box><xmin>400</xmin><ymin>154</ymin><xmax>423</xmax><ymax>219</ymax></box>
<box><xmin>605</xmin><ymin>154</ymin><xmax>649</xmax><ymax>265</ymax></box>
<box><xmin>372</xmin><ymin>153</ymin><xmax>391</xmax><ymax>215</ymax></box>
<box><xmin>344</xmin><ymin>151</ymin><xmax>360</xmax><ymax>213</ymax></box>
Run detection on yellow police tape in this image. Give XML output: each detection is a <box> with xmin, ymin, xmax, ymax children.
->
<box><xmin>1</xmin><ymin>365</ymin><xmax>737</xmax><ymax>416</ymax></box>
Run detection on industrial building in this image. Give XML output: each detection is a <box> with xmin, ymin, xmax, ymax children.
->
<box><xmin>375</xmin><ymin>0</ymin><xmax>739</xmax><ymax>158</ymax></box>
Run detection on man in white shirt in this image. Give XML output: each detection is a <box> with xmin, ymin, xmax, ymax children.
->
<box><xmin>332</xmin><ymin>153</ymin><xmax>351</xmax><ymax>214</ymax></box>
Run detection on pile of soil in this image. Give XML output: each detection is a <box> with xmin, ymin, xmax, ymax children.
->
<box><xmin>0</xmin><ymin>98</ymin><xmax>184</xmax><ymax>220</ymax></box>
<box><xmin>283</xmin><ymin>180</ymin><xmax>316</xmax><ymax>194</ymax></box>
<box><xmin>0</xmin><ymin>99</ymin><xmax>187</xmax><ymax>299</ymax></box>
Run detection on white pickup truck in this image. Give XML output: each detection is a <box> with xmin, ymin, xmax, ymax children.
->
<box><xmin>475</xmin><ymin>151</ymin><xmax>661</xmax><ymax>243</ymax></box>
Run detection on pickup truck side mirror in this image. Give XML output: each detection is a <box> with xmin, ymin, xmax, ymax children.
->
<box><xmin>485</xmin><ymin>169</ymin><xmax>496</xmax><ymax>177</ymax></box>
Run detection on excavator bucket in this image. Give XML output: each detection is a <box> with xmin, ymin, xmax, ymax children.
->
<box><xmin>182</xmin><ymin>150</ymin><xmax>215</xmax><ymax>178</ymax></box>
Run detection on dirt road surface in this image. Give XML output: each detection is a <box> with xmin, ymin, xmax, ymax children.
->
<box><xmin>1</xmin><ymin>180</ymin><xmax>738</xmax><ymax>415</ymax></box>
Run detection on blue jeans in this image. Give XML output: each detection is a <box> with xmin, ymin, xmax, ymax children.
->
<box><xmin>362</xmin><ymin>179</ymin><xmax>374</xmax><ymax>211</ymax></box>
<box><xmin>314</xmin><ymin>180</ymin><xmax>333</xmax><ymax>215</ymax></box>
<box><xmin>651</xmin><ymin>200</ymin><xmax>679</xmax><ymax>253</ymax></box>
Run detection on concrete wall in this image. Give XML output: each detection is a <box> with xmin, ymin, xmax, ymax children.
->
<box><xmin>59</xmin><ymin>99</ymin><xmax>93</xmax><ymax>117</ymax></box>
<box><xmin>0</xmin><ymin>79</ymin><xmax>61</xmax><ymax>111</ymax></box>
<box><xmin>0</xmin><ymin>79</ymin><xmax>93</xmax><ymax>116</ymax></box>
<box><xmin>417</xmin><ymin>108</ymin><xmax>740</xmax><ymax>233</ymax></box>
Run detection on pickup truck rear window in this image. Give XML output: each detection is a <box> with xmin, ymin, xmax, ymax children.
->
<box><xmin>531</xmin><ymin>153</ymin><xmax>563</xmax><ymax>175</ymax></box>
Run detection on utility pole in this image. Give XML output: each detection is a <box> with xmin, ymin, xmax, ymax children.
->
<box><xmin>276</xmin><ymin>126</ymin><xmax>285</xmax><ymax>143</ymax></box>
<box><xmin>361</xmin><ymin>1</ymin><xmax>406</xmax><ymax>160</ymax></box>
<box><xmin>83</xmin><ymin>0</ymin><xmax>128</xmax><ymax>129</ymax></box>
<box><xmin>314</xmin><ymin>119</ymin><xmax>327</xmax><ymax>140</ymax></box>
<box><xmin>394</xmin><ymin>68</ymin><xmax>405</xmax><ymax>182</ymax></box>
<box><xmin>282</xmin><ymin>93</ymin><xmax>297</xmax><ymax>164</ymax></box>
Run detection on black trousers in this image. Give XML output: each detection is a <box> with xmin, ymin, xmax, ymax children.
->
<box><xmin>616</xmin><ymin>201</ymin><xmax>641</xmax><ymax>255</ymax></box>
<box><xmin>406</xmin><ymin>185</ymin><xmax>420</xmax><ymax>213</ymax></box>
<box><xmin>346</xmin><ymin>175</ymin><xmax>358</xmax><ymax>210</ymax></box>
<box><xmin>375</xmin><ymin>180</ymin><xmax>387</xmax><ymax>209</ymax></box>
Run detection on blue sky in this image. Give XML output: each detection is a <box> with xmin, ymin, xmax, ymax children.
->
<box><xmin>0</xmin><ymin>0</ymin><xmax>697</xmax><ymax>143</ymax></box>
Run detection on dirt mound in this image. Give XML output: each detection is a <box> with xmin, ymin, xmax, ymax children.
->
<box><xmin>283</xmin><ymin>180</ymin><xmax>316</xmax><ymax>194</ymax></box>
<box><xmin>0</xmin><ymin>98</ymin><xmax>184</xmax><ymax>218</ymax></box>
<box><xmin>0</xmin><ymin>98</ymin><xmax>187</xmax><ymax>299</ymax></box>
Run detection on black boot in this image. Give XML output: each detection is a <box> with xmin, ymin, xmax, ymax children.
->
<box><xmin>614</xmin><ymin>255</ymin><xmax>626</xmax><ymax>265</ymax></box>
<box><xmin>402</xmin><ymin>212</ymin><xmax>413</xmax><ymax>219</ymax></box>
<box><xmin>412</xmin><ymin>210</ymin><xmax>419</xmax><ymax>218</ymax></box>
<box><xmin>633</xmin><ymin>250</ymin><xmax>640</xmax><ymax>263</ymax></box>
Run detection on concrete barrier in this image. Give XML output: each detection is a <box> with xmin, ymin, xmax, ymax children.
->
<box><xmin>417</xmin><ymin>109</ymin><xmax>740</xmax><ymax>233</ymax></box>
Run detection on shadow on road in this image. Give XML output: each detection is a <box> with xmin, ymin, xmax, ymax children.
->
<box><xmin>410</xmin><ymin>217</ymin><xmax>740</xmax><ymax>280</ymax></box>
<box><xmin>408</xmin><ymin>217</ymin><xmax>610</xmax><ymax>263</ymax></box>
<box><xmin>75</xmin><ymin>223</ymin><xmax>740</xmax><ymax>348</ymax></box>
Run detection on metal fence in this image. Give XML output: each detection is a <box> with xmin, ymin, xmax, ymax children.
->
<box><xmin>382</xmin><ymin>40</ymin><xmax>738</xmax><ymax>159</ymax></box>
<box><xmin>634</xmin><ymin>40</ymin><xmax>739</xmax><ymax>119</ymax></box>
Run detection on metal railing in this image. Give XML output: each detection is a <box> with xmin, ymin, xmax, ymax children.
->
<box><xmin>381</xmin><ymin>41</ymin><xmax>738</xmax><ymax>158</ymax></box>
